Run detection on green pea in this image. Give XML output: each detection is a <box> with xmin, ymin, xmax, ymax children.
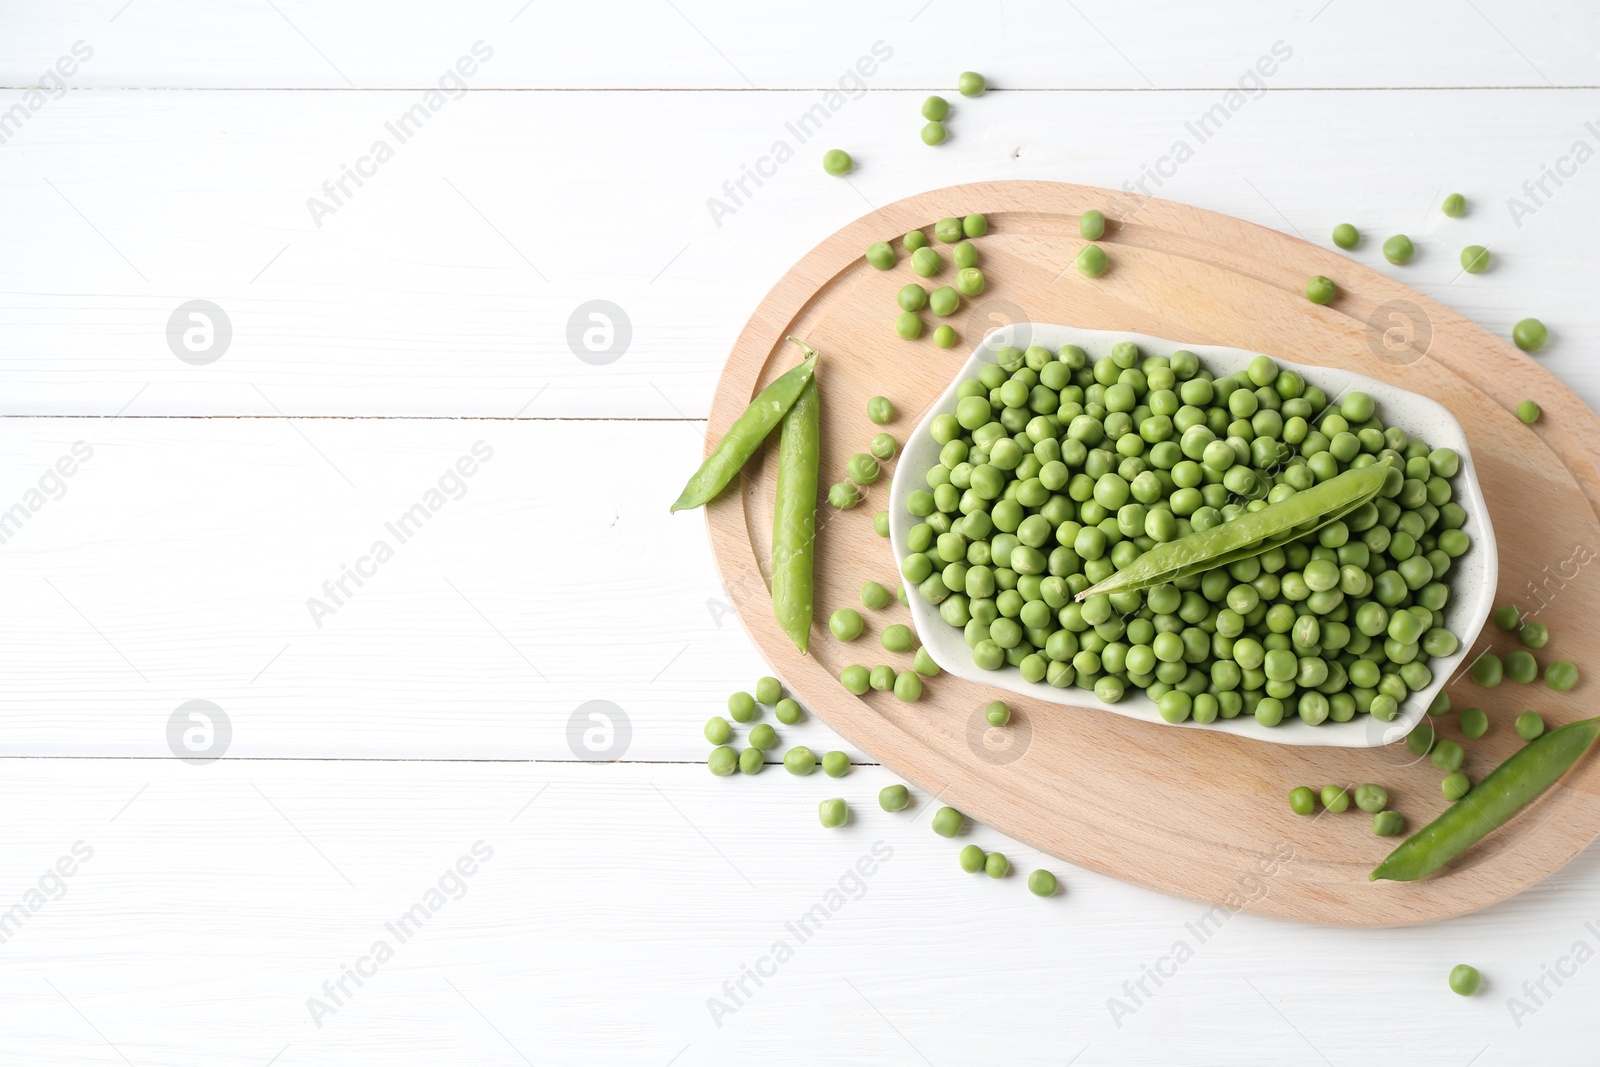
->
<box><xmin>1382</xmin><ymin>234</ymin><xmax>1414</xmax><ymax>264</ymax></box>
<box><xmin>1372</xmin><ymin>810</ymin><xmax>1405</xmax><ymax>837</ymax></box>
<box><xmin>708</xmin><ymin>746</ymin><xmax>739</xmax><ymax>776</ymax></box>
<box><xmin>894</xmin><ymin>670</ymin><xmax>923</xmax><ymax>701</ymax></box>
<box><xmin>1080</xmin><ymin>210</ymin><xmax>1106</xmax><ymax>240</ymax></box>
<box><xmin>934</xmin><ymin>217</ymin><xmax>963</xmax><ymax>243</ymax></box>
<box><xmin>756</xmin><ymin>676</ymin><xmax>782</xmax><ymax>705</ymax></box>
<box><xmin>1406</xmin><ymin>720</ymin><xmax>1435</xmax><ymax>756</ymax></box>
<box><xmin>895</xmin><ymin>311</ymin><xmax>924</xmax><ymax>341</ymax></box>
<box><xmin>1519</xmin><ymin>621</ymin><xmax>1549</xmax><ymax>648</ymax></box>
<box><xmin>1504</xmin><ymin>649</ymin><xmax>1538</xmax><ymax>684</ymax></box>
<box><xmin>985</xmin><ymin>851</ymin><xmax>1009</xmax><ymax>878</ymax></box>
<box><xmin>898</xmin><ymin>283</ymin><xmax>928</xmax><ymax>312</ymax></box>
<box><xmin>822</xmin><ymin>148</ymin><xmax>853</xmax><ymax>176</ymax></box>
<box><xmin>738</xmin><ymin>747</ymin><xmax>764</xmax><ymax>774</ymax></box>
<box><xmin>848</xmin><ymin>453</ymin><xmax>881</xmax><ymax>484</ymax></box>
<box><xmin>840</xmin><ymin>664</ymin><xmax>870</xmax><ymax>695</ymax></box>
<box><xmin>1288</xmin><ymin>786</ymin><xmax>1316</xmax><ymax>815</ymax></box>
<box><xmin>921</xmin><ymin>95</ymin><xmax>950</xmax><ymax>121</ymax></box>
<box><xmin>929</xmin><ymin>285</ymin><xmax>961</xmax><ymax>316</ymax></box>
<box><xmin>952</xmin><ymin>241</ymin><xmax>978</xmax><ymax>268</ymax></box>
<box><xmin>956</xmin><ymin>268</ymin><xmax>985</xmax><ymax>297</ymax></box>
<box><xmin>1305</xmin><ymin>275</ymin><xmax>1337</xmax><ymax>305</ymax></box>
<box><xmin>1449</xmin><ymin>963</ymin><xmax>1481</xmax><ymax>996</ymax></box>
<box><xmin>865</xmin><ymin>241</ymin><xmax>895</xmax><ymax>270</ymax></box>
<box><xmin>869</xmin><ymin>665</ymin><xmax>895</xmax><ymax>691</ymax></box>
<box><xmin>957</xmin><ymin>71</ymin><xmax>986</xmax><ymax>97</ymax></box>
<box><xmin>911</xmin><ymin>246</ymin><xmax>942</xmax><ymax>277</ymax></box>
<box><xmin>1076</xmin><ymin>244</ymin><xmax>1108</xmax><ymax>278</ymax></box>
<box><xmin>1460</xmin><ymin>245</ymin><xmax>1490</xmax><ymax>274</ymax></box>
<box><xmin>1470</xmin><ymin>652</ymin><xmax>1503</xmax><ymax>687</ymax></box>
<box><xmin>931</xmin><ymin>806</ymin><xmax>964</xmax><ymax>837</ymax></box>
<box><xmin>748</xmin><ymin>723</ymin><xmax>778</xmax><ymax>751</ymax></box>
<box><xmin>1441</xmin><ymin>770</ymin><xmax>1471</xmax><ymax>801</ymax></box>
<box><xmin>881</xmin><ymin>624</ymin><xmax>916</xmax><ymax>652</ymax></box>
<box><xmin>1320</xmin><ymin>785</ymin><xmax>1350</xmax><ymax>813</ymax></box>
<box><xmin>1515</xmin><ymin>711</ymin><xmax>1544</xmax><ymax>741</ymax></box>
<box><xmin>1354</xmin><ymin>783</ymin><xmax>1388</xmax><ymax>813</ymax></box>
<box><xmin>1431</xmin><ymin>738</ymin><xmax>1464</xmax><ymax>772</ymax></box>
<box><xmin>1441</xmin><ymin>192</ymin><xmax>1466</xmax><ymax>218</ymax></box>
<box><xmin>822</xmin><ymin>750</ymin><xmax>850</xmax><ymax>777</ymax></box>
<box><xmin>1516</xmin><ymin>400</ymin><xmax>1542</xmax><ymax>424</ymax></box>
<box><xmin>963</xmin><ymin>213</ymin><xmax>987</xmax><ymax>238</ymax></box>
<box><xmin>1513</xmin><ymin>317</ymin><xmax>1548</xmax><ymax>352</ymax></box>
<box><xmin>873</xmin><ymin>510</ymin><xmax>889</xmax><ymax>537</ymax></box>
<box><xmin>784</xmin><ymin>746</ymin><xmax>817</xmax><ymax>775</ymax></box>
<box><xmin>829</xmin><ymin>481</ymin><xmax>861</xmax><ymax>509</ymax></box>
<box><xmin>1458</xmin><ymin>706</ymin><xmax>1488</xmax><ymax>739</ymax></box>
<box><xmin>933</xmin><ymin>325</ymin><xmax>958</xmax><ymax>349</ymax></box>
<box><xmin>904</xmin><ymin>230</ymin><xmax>928</xmax><ymax>251</ymax></box>
<box><xmin>1427</xmin><ymin>692</ymin><xmax>1451</xmax><ymax>717</ymax></box>
<box><xmin>864</xmin><ymin>398</ymin><xmax>895</xmax><ymax>430</ymax></box>
<box><xmin>959</xmin><ymin>844</ymin><xmax>986</xmax><ymax>872</ymax></box>
<box><xmin>728</xmin><ymin>691</ymin><xmax>757</xmax><ymax>722</ymax></box>
<box><xmin>921</xmin><ymin>121</ymin><xmax>947</xmax><ymax>146</ymax></box>
<box><xmin>869</xmin><ymin>433</ymin><xmax>897</xmax><ymax>462</ymax></box>
<box><xmin>1492</xmin><ymin>604</ymin><xmax>1520</xmax><ymax>631</ymax></box>
<box><xmin>775</xmin><ymin>697</ymin><xmax>803</xmax><ymax>725</ymax></box>
<box><xmin>861</xmin><ymin>581</ymin><xmax>891</xmax><ymax>610</ymax></box>
<box><xmin>1546</xmin><ymin>660</ymin><xmax>1579</xmax><ymax>692</ymax></box>
<box><xmin>1331</xmin><ymin>223</ymin><xmax>1359</xmax><ymax>249</ymax></box>
<box><xmin>880</xmin><ymin>784</ymin><xmax>910</xmax><ymax>811</ymax></box>
<box><xmin>913</xmin><ymin>648</ymin><xmax>942</xmax><ymax>677</ymax></box>
<box><xmin>704</xmin><ymin>716</ymin><xmax>732</xmax><ymax>745</ymax></box>
<box><xmin>1027</xmin><ymin>869</ymin><xmax>1058</xmax><ymax>896</ymax></box>
<box><xmin>819</xmin><ymin>798</ymin><xmax>848</xmax><ymax>828</ymax></box>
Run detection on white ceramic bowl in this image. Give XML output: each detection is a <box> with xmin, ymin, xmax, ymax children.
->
<box><xmin>889</xmin><ymin>324</ymin><xmax>1497</xmax><ymax>748</ymax></box>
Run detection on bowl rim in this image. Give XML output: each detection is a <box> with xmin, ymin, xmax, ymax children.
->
<box><xmin>888</xmin><ymin>322</ymin><xmax>1498</xmax><ymax>749</ymax></box>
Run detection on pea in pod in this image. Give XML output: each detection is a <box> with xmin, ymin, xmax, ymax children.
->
<box><xmin>1075</xmin><ymin>458</ymin><xmax>1391</xmax><ymax>602</ymax></box>
<box><xmin>671</xmin><ymin>349</ymin><xmax>819</xmax><ymax>512</ymax></box>
<box><xmin>1371</xmin><ymin>716</ymin><xmax>1600</xmax><ymax>881</ymax></box>
<box><xmin>771</xmin><ymin>344</ymin><xmax>820</xmax><ymax>653</ymax></box>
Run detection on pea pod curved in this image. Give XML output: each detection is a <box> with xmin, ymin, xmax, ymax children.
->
<box><xmin>771</xmin><ymin>342</ymin><xmax>820</xmax><ymax>653</ymax></box>
<box><xmin>671</xmin><ymin>349</ymin><xmax>818</xmax><ymax>512</ymax></box>
<box><xmin>1371</xmin><ymin>715</ymin><xmax>1600</xmax><ymax>882</ymax></box>
<box><xmin>1075</xmin><ymin>458</ymin><xmax>1391</xmax><ymax>601</ymax></box>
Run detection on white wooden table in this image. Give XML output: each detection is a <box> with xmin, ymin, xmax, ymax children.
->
<box><xmin>2</xmin><ymin>3</ymin><xmax>1598</xmax><ymax>1062</ymax></box>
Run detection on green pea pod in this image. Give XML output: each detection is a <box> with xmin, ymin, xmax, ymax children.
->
<box><xmin>1075</xmin><ymin>458</ymin><xmax>1391</xmax><ymax>601</ymax></box>
<box><xmin>1371</xmin><ymin>716</ymin><xmax>1600</xmax><ymax>882</ymax></box>
<box><xmin>671</xmin><ymin>350</ymin><xmax>818</xmax><ymax>512</ymax></box>
<box><xmin>771</xmin><ymin>353</ymin><xmax>819</xmax><ymax>653</ymax></box>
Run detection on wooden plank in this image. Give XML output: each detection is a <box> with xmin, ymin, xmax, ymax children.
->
<box><xmin>0</xmin><ymin>89</ymin><xmax>1595</xmax><ymax>417</ymax></box>
<box><xmin>706</xmin><ymin>179</ymin><xmax>1600</xmax><ymax>925</ymax></box>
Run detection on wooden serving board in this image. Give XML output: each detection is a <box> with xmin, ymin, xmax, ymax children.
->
<box><xmin>705</xmin><ymin>180</ymin><xmax>1600</xmax><ymax>926</ymax></box>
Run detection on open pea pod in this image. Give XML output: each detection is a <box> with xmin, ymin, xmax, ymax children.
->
<box><xmin>1075</xmin><ymin>458</ymin><xmax>1391</xmax><ymax>601</ymax></box>
<box><xmin>671</xmin><ymin>350</ymin><xmax>818</xmax><ymax>512</ymax></box>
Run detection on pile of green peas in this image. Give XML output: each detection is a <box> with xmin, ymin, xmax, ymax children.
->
<box><xmin>901</xmin><ymin>340</ymin><xmax>1475</xmax><ymax>728</ymax></box>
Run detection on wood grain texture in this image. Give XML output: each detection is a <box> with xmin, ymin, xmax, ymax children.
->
<box><xmin>706</xmin><ymin>179</ymin><xmax>1600</xmax><ymax>926</ymax></box>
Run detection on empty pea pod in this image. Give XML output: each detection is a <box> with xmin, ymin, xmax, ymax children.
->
<box><xmin>770</xmin><ymin>341</ymin><xmax>821</xmax><ymax>653</ymax></box>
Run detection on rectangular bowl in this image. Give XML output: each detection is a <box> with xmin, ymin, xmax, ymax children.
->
<box><xmin>888</xmin><ymin>323</ymin><xmax>1498</xmax><ymax>748</ymax></box>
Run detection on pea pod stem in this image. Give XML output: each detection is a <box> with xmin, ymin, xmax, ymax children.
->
<box><xmin>1074</xmin><ymin>458</ymin><xmax>1391</xmax><ymax>601</ymax></box>
<box><xmin>670</xmin><ymin>347</ymin><xmax>818</xmax><ymax>512</ymax></box>
<box><xmin>1371</xmin><ymin>715</ymin><xmax>1600</xmax><ymax>882</ymax></box>
<box><xmin>771</xmin><ymin>356</ymin><xmax>819</xmax><ymax>654</ymax></box>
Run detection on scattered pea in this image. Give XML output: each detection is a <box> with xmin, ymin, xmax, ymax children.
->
<box><xmin>873</xmin><ymin>510</ymin><xmax>890</xmax><ymax>537</ymax></box>
<box><xmin>1028</xmin><ymin>869</ymin><xmax>1059</xmax><ymax>896</ymax></box>
<box><xmin>739</xmin><ymin>747</ymin><xmax>764</xmax><ymax>775</ymax></box>
<box><xmin>1372</xmin><ymin>810</ymin><xmax>1405</xmax><ymax>837</ymax></box>
<box><xmin>1305</xmin><ymin>275</ymin><xmax>1337</xmax><ymax>305</ymax></box>
<box><xmin>1331</xmin><ymin>223</ymin><xmax>1359</xmax><ymax>249</ymax></box>
<box><xmin>848</xmin><ymin>452</ymin><xmax>881</xmax><ymax>485</ymax></box>
<box><xmin>963</xmin><ymin>213</ymin><xmax>988</xmax><ymax>238</ymax></box>
<box><xmin>913</xmin><ymin>648</ymin><xmax>942</xmax><ymax>677</ymax></box>
<box><xmin>1460</xmin><ymin>245</ymin><xmax>1490</xmax><ymax>274</ymax></box>
<box><xmin>1080</xmin><ymin>210</ymin><xmax>1106</xmax><ymax>240</ymax></box>
<box><xmin>822</xmin><ymin>750</ymin><xmax>851</xmax><ymax>777</ymax></box>
<box><xmin>748</xmin><ymin>724</ymin><xmax>778</xmax><ymax>751</ymax></box>
<box><xmin>1516</xmin><ymin>400</ymin><xmax>1542</xmax><ymax>424</ymax></box>
<box><xmin>1427</xmin><ymin>692</ymin><xmax>1452</xmax><ymax>717</ymax></box>
<box><xmin>1518</xmin><ymin>621</ymin><xmax>1549</xmax><ymax>649</ymax></box>
<box><xmin>1354</xmin><ymin>783</ymin><xmax>1388</xmax><ymax>813</ymax></box>
<box><xmin>958</xmin><ymin>71</ymin><xmax>986</xmax><ymax>97</ymax></box>
<box><xmin>1513</xmin><ymin>317</ymin><xmax>1548</xmax><ymax>352</ymax></box>
<box><xmin>898</xmin><ymin>283</ymin><xmax>928</xmax><ymax>312</ymax></box>
<box><xmin>822</xmin><ymin>148</ymin><xmax>853</xmax><ymax>176</ymax></box>
<box><xmin>867</xmin><ymin>396</ymin><xmax>894</xmax><ymax>426</ymax></box>
<box><xmin>1515</xmin><ymin>711</ymin><xmax>1545</xmax><ymax>741</ymax></box>
<box><xmin>1470</xmin><ymin>652</ymin><xmax>1503</xmax><ymax>688</ymax></box>
<box><xmin>819</xmin><ymin>797</ymin><xmax>848</xmax><ymax>828</ymax></box>
<box><xmin>1492</xmin><ymin>604</ymin><xmax>1520</xmax><ymax>631</ymax></box>
<box><xmin>1441</xmin><ymin>193</ymin><xmax>1467</xmax><ymax>218</ymax></box>
<box><xmin>708</xmin><ymin>746</ymin><xmax>738</xmax><ymax>776</ymax></box>
<box><xmin>840</xmin><ymin>664</ymin><xmax>870</xmax><ymax>695</ymax></box>
<box><xmin>894</xmin><ymin>311</ymin><xmax>923</xmax><ymax>341</ymax></box>
<box><xmin>956</xmin><ymin>844</ymin><xmax>985</xmax><ymax>872</ymax></box>
<box><xmin>865</xmin><ymin>241</ymin><xmax>895</xmax><ymax>270</ymax></box>
<box><xmin>830</xmin><ymin>610</ymin><xmax>864</xmax><ymax>641</ymax></box>
<box><xmin>934</xmin><ymin>217</ymin><xmax>963</xmax><ymax>244</ymax></box>
<box><xmin>904</xmin><ymin>230</ymin><xmax>928</xmax><ymax>252</ymax></box>
<box><xmin>869</xmin><ymin>665</ymin><xmax>896</xmax><ymax>691</ymax></box>
<box><xmin>921</xmin><ymin>121</ymin><xmax>947</xmax><ymax>146</ymax></box>
<box><xmin>1076</xmin><ymin>244</ymin><xmax>1108</xmax><ymax>278</ymax></box>
<box><xmin>1546</xmin><ymin>660</ymin><xmax>1579</xmax><ymax>692</ymax></box>
<box><xmin>894</xmin><ymin>670</ymin><xmax>923</xmax><ymax>701</ymax></box>
<box><xmin>880</xmin><ymin>784</ymin><xmax>910</xmax><ymax>811</ymax></box>
<box><xmin>952</xmin><ymin>241</ymin><xmax>978</xmax><ymax>268</ymax></box>
<box><xmin>1458</xmin><ymin>706</ymin><xmax>1488</xmax><ymax>739</ymax></box>
<box><xmin>1406</xmin><ymin>720</ymin><xmax>1435</xmax><ymax>756</ymax></box>
<box><xmin>880</xmin><ymin>624</ymin><xmax>915</xmax><ymax>653</ymax></box>
<box><xmin>985</xmin><ymin>851</ymin><xmax>1010</xmax><ymax>878</ymax></box>
<box><xmin>985</xmin><ymin>700</ymin><xmax>1011</xmax><ymax>727</ymax></box>
<box><xmin>775</xmin><ymin>697</ymin><xmax>803</xmax><ymax>725</ymax></box>
<box><xmin>756</xmin><ymin>676</ymin><xmax>782</xmax><ymax>705</ymax></box>
<box><xmin>784</xmin><ymin>746</ymin><xmax>817</xmax><ymax>775</ymax></box>
<box><xmin>921</xmin><ymin>95</ymin><xmax>949</xmax><ymax>121</ymax></box>
<box><xmin>1382</xmin><ymin>234</ymin><xmax>1414</xmax><ymax>265</ymax></box>
<box><xmin>955</xmin><ymin>267</ymin><xmax>985</xmax><ymax>298</ymax></box>
<box><xmin>704</xmin><ymin>716</ymin><xmax>732</xmax><ymax>745</ymax></box>
<box><xmin>829</xmin><ymin>481</ymin><xmax>862</xmax><ymax>509</ymax></box>
<box><xmin>929</xmin><ymin>285</ymin><xmax>960</xmax><ymax>316</ymax></box>
<box><xmin>1431</xmin><ymin>738</ymin><xmax>1464</xmax><ymax>773</ymax></box>
<box><xmin>1505</xmin><ymin>649</ymin><xmax>1538</xmax><ymax>684</ymax></box>
<box><xmin>728</xmin><ymin>691</ymin><xmax>758</xmax><ymax>722</ymax></box>
<box><xmin>911</xmin><ymin>246</ymin><xmax>942</xmax><ymax>277</ymax></box>
<box><xmin>1441</xmin><ymin>770</ymin><xmax>1471</xmax><ymax>800</ymax></box>
<box><xmin>1321</xmin><ymin>785</ymin><xmax>1350</xmax><ymax>813</ymax></box>
<box><xmin>932</xmin><ymin>324</ymin><xmax>958</xmax><ymax>349</ymax></box>
<box><xmin>1449</xmin><ymin>964</ymin><xmax>1482</xmax><ymax>996</ymax></box>
<box><xmin>1289</xmin><ymin>786</ymin><xmax>1316</xmax><ymax>815</ymax></box>
<box><xmin>931</xmin><ymin>806</ymin><xmax>964</xmax><ymax>837</ymax></box>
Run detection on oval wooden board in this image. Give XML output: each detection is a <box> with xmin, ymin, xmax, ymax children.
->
<box><xmin>705</xmin><ymin>180</ymin><xmax>1600</xmax><ymax>927</ymax></box>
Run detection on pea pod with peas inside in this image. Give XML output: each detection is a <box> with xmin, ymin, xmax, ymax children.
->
<box><xmin>1371</xmin><ymin>715</ymin><xmax>1600</xmax><ymax>881</ymax></box>
<box><xmin>670</xmin><ymin>347</ymin><xmax>818</xmax><ymax>512</ymax></box>
<box><xmin>1075</xmin><ymin>458</ymin><xmax>1392</xmax><ymax>601</ymax></box>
